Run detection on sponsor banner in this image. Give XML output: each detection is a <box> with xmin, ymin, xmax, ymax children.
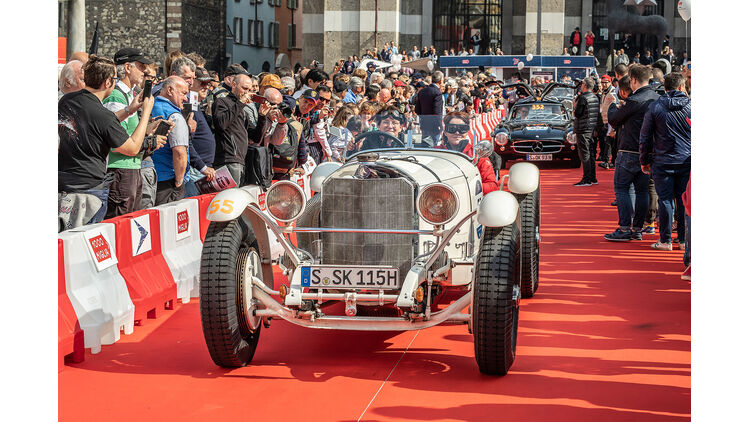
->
<box><xmin>176</xmin><ymin>205</ymin><xmax>191</xmax><ymax>241</ymax></box>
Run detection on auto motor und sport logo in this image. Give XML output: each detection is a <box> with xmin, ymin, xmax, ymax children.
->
<box><xmin>88</xmin><ymin>234</ymin><xmax>112</xmax><ymax>263</ymax></box>
<box><xmin>258</xmin><ymin>192</ymin><xmax>267</xmax><ymax>211</ymax></box>
<box><xmin>177</xmin><ymin>210</ymin><xmax>189</xmax><ymax>234</ymax></box>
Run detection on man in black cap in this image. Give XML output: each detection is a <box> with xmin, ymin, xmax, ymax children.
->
<box><xmin>103</xmin><ymin>48</ymin><xmax>157</xmax><ymax>218</ymax></box>
<box><xmin>202</xmin><ymin>63</ymin><xmax>249</xmax><ymax>125</ymax></box>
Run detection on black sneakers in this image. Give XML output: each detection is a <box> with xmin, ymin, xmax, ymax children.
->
<box><xmin>604</xmin><ymin>228</ymin><xmax>633</xmax><ymax>242</ymax></box>
<box><xmin>573</xmin><ymin>180</ymin><xmax>592</xmax><ymax>187</ymax></box>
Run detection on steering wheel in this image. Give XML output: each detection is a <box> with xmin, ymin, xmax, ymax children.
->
<box><xmin>350</xmin><ymin>131</ymin><xmax>405</xmax><ymax>154</ymax></box>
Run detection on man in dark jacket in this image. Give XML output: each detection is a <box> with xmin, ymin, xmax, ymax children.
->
<box><xmin>639</xmin><ymin>72</ymin><xmax>691</xmax><ymax>251</ymax></box>
<box><xmin>212</xmin><ymin>73</ymin><xmax>256</xmax><ymax>185</ymax></box>
<box><xmin>604</xmin><ymin>64</ymin><xmax>661</xmax><ymax>241</ymax></box>
<box><xmin>415</xmin><ymin>70</ymin><xmax>445</xmax><ymax>146</ymax></box>
<box><xmin>573</xmin><ymin>77</ymin><xmax>599</xmax><ymax>186</ymax></box>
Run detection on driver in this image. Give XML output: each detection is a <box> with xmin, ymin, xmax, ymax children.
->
<box><xmin>437</xmin><ymin>112</ymin><xmax>499</xmax><ymax>194</ymax></box>
<box><xmin>516</xmin><ymin>106</ymin><xmax>530</xmax><ymax>119</ymax></box>
<box><xmin>359</xmin><ymin>106</ymin><xmax>405</xmax><ymax>151</ymax></box>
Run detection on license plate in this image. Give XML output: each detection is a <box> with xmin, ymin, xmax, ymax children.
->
<box><xmin>301</xmin><ymin>266</ymin><xmax>400</xmax><ymax>289</ymax></box>
<box><xmin>526</xmin><ymin>154</ymin><xmax>553</xmax><ymax>161</ymax></box>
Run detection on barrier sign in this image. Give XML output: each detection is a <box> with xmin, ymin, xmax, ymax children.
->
<box><xmin>259</xmin><ymin>192</ymin><xmax>267</xmax><ymax>211</ymax></box>
<box><xmin>176</xmin><ymin>208</ymin><xmax>190</xmax><ymax>241</ymax></box>
<box><xmin>131</xmin><ymin>214</ymin><xmax>152</xmax><ymax>256</ymax></box>
<box><xmin>85</xmin><ymin>231</ymin><xmax>117</xmax><ymax>272</ymax></box>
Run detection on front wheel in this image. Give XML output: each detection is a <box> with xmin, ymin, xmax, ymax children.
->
<box><xmin>199</xmin><ymin>219</ymin><xmax>262</xmax><ymax>367</ymax></box>
<box><xmin>516</xmin><ymin>187</ymin><xmax>540</xmax><ymax>298</ymax></box>
<box><xmin>472</xmin><ymin>220</ymin><xmax>521</xmax><ymax>376</ymax></box>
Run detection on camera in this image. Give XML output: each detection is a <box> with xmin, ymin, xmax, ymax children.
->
<box><xmin>278</xmin><ymin>102</ymin><xmax>294</xmax><ymax>119</ymax></box>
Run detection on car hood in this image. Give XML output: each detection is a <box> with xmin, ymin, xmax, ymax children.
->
<box><xmin>508</xmin><ymin>125</ymin><xmax>566</xmax><ymax>139</ymax></box>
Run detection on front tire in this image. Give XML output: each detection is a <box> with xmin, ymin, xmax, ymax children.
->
<box><xmin>199</xmin><ymin>219</ymin><xmax>262</xmax><ymax>367</ymax></box>
<box><xmin>472</xmin><ymin>220</ymin><xmax>521</xmax><ymax>376</ymax></box>
<box><xmin>516</xmin><ymin>187</ymin><xmax>540</xmax><ymax>298</ymax></box>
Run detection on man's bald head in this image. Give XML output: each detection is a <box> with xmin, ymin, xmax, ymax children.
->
<box><xmin>231</xmin><ymin>74</ymin><xmax>253</xmax><ymax>101</ymax></box>
<box><xmin>263</xmin><ymin>87</ymin><xmax>282</xmax><ymax>105</ymax></box>
<box><xmin>70</xmin><ymin>51</ymin><xmax>89</xmax><ymax>65</ymax></box>
<box><xmin>162</xmin><ymin>76</ymin><xmax>190</xmax><ymax>108</ymax></box>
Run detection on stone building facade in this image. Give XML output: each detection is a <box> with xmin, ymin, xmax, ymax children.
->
<box><xmin>58</xmin><ymin>0</ymin><xmax>226</xmax><ymax>72</ymax></box>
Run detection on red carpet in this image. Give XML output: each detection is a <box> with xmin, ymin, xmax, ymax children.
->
<box><xmin>59</xmin><ymin>166</ymin><xmax>690</xmax><ymax>421</ymax></box>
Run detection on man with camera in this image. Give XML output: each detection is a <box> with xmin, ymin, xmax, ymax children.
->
<box><xmin>102</xmin><ymin>48</ymin><xmax>155</xmax><ymax>218</ymax></box>
<box><xmin>152</xmin><ymin>76</ymin><xmax>193</xmax><ymax>205</ymax></box>
<box><xmin>212</xmin><ymin>73</ymin><xmax>256</xmax><ymax>186</ymax></box>
<box><xmin>59</xmin><ymin>55</ymin><xmax>165</xmax><ymax>224</ymax></box>
<box><xmin>244</xmin><ymin>86</ymin><xmax>292</xmax><ymax>188</ymax></box>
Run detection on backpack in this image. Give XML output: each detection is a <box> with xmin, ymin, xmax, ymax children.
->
<box><xmin>270</xmin><ymin>120</ymin><xmax>301</xmax><ymax>171</ymax></box>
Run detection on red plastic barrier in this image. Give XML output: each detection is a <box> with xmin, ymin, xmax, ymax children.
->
<box><xmin>196</xmin><ymin>193</ymin><xmax>217</xmax><ymax>242</ymax></box>
<box><xmin>109</xmin><ymin>209</ymin><xmax>177</xmax><ymax>324</ymax></box>
<box><xmin>58</xmin><ymin>238</ymin><xmax>84</xmax><ymax>369</ymax></box>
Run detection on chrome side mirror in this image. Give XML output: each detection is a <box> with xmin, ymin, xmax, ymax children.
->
<box><xmin>473</xmin><ymin>140</ymin><xmax>493</xmax><ymax>163</ymax></box>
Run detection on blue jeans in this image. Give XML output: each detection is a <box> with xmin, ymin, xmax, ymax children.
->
<box><xmin>84</xmin><ymin>187</ymin><xmax>110</xmax><ymax>224</ymax></box>
<box><xmin>613</xmin><ymin>152</ymin><xmax>650</xmax><ymax>229</ymax></box>
<box><xmin>184</xmin><ymin>167</ymin><xmax>204</xmax><ymax>198</ymax></box>
<box><xmin>652</xmin><ymin>163</ymin><xmax>690</xmax><ymax>244</ymax></box>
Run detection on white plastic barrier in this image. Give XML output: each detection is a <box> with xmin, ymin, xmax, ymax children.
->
<box><xmin>59</xmin><ymin>223</ymin><xmax>135</xmax><ymax>354</ymax></box>
<box><xmin>154</xmin><ymin>198</ymin><xmax>203</xmax><ymax>302</ymax></box>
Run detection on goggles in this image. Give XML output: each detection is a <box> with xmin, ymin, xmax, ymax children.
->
<box><xmin>444</xmin><ymin>123</ymin><xmax>470</xmax><ymax>134</ymax></box>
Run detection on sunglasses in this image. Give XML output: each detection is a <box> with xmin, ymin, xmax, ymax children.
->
<box><xmin>445</xmin><ymin>124</ymin><xmax>470</xmax><ymax>134</ymax></box>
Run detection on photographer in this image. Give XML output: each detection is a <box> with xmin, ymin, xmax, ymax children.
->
<box><xmin>212</xmin><ymin>73</ymin><xmax>256</xmax><ymax>185</ymax></box>
<box><xmin>306</xmin><ymin>86</ymin><xmax>334</xmax><ymax>164</ymax></box>
<box><xmin>59</xmin><ymin>55</ymin><xmax>165</xmax><ymax>224</ymax></box>
<box><xmin>271</xmin><ymin>95</ymin><xmax>308</xmax><ymax>179</ymax></box>
<box><xmin>245</xmin><ymin>87</ymin><xmax>292</xmax><ymax>188</ymax></box>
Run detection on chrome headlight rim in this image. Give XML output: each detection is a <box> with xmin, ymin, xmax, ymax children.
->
<box><xmin>494</xmin><ymin>132</ymin><xmax>509</xmax><ymax>146</ymax></box>
<box><xmin>566</xmin><ymin>132</ymin><xmax>577</xmax><ymax>144</ymax></box>
<box><xmin>265</xmin><ymin>180</ymin><xmax>307</xmax><ymax>223</ymax></box>
<box><xmin>417</xmin><ymin>183</ymin><xmax>460</xmax><ymax>226</ymax></box>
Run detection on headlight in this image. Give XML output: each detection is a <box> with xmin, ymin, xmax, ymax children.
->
<box><xmin>494</xmin><ymin>132</ymin><xmax>508</xmax><ymax>145</ymax></box>
<box><xmin>417</xmin><ymin>183</ymin><xmax>459</xmax><ymax>225</ymax></box>
<box><xmin>566</xmin><ymin>132</ymin><xmax>577</xmax><ymax>144</ymax></box>
<box><xmin>266</xmin><ymin>181</ymin><xmax>306</xmax><ymax>222</ymax></box>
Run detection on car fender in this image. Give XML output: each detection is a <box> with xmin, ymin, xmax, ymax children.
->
<box><xmin>507</xmin><ymin>162</ymin><xmax>540</xmax><ymax>194</ymax></box>
<box><xmin>205</xmin><ymin>186</ymin><xmax>261</xmax><ymax>221</ymax></box>
<box><xmin>477</xmin><ymin>190</ymin><xmax>519</xmax><ymax>227</ymax></box>
<box><xmin>310</xmin><ymin>162</ymin><xmax>342</xmax><ymax>192</ymax></box>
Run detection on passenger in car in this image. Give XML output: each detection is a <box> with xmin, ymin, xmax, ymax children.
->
<box><xmin>437</xmin><ymin>112</ymin><xmax>499</xmax><ymax>194</ymax></box>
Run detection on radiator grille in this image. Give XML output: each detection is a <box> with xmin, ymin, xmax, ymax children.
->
<box><xmin>321</xmin><ymin>177</ymin><xmax>415</xmax><ymax>283</ymax></box>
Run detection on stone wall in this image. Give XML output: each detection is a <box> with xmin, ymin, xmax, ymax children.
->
<box><xmin>85</xmin><ymin>0</ymin><xmax>167</xmax><ymax>67</ymax></box>
<box><xmin>182</xmin><ymin>0</ymin><xmax>225</xmax><ymax>71</ymax></box>
<box><xmin>74</xmin><ymin>0</ymin><xmax>224</xmax><ymax>72</ymax></box>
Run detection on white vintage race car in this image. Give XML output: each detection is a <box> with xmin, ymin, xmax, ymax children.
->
<box><xmin>199</xmin><ymin>132</ymin><xmax>541</xmax><ymax>375</ymax></box>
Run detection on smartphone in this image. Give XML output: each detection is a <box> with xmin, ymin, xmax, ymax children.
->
<box><xmin>181</xmin><ymin>102</ymin><xmax>192</xmax><ymax>119</ymax></box>
<box><xmin>154</xmin><ymin>120</ymin><xmax>171</xmax><ymax>137</ymax></box>
<box><xmin>251</xmin><ymin>94</ymin><xmax>266</xmax><ymax>104</ymax></box>
<box><xmin>142</xmin><ymin>79</ymin><xmax>153</xmax><ymax>99</ymax></box>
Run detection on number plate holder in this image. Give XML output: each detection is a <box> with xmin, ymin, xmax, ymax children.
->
<box><xmin>301</xmin><ymin>266</ymin><xmax>400</xmax><ymax>290</ymax></box>
<box><xmin>526</xmin><ymin>154</ymin><xmax>553</xmax><ymax>161</ymax></box>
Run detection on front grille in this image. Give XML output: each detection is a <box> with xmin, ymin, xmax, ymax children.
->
<box><xmin>512</xmin><ymin>140</ymin><xmax>564</xmax><ymax>154</ymax></box>
<box><xmin>321</xmin><ymin>177</ymin><xmax>415</xmax><ymax>284</ymax></box>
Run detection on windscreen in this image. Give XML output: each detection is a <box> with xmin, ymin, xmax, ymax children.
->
<box><xmin>511</xmin><ymin>104</ymin><xmax>565</xmax><ymax>121</ymax></box>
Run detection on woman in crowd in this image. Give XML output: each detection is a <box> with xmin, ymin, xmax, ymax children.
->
<box><xmin>437</xmin><ymin>112</ymin><xmax>499</xmax><ymax>194</ymax></box>
<box><xmin>328</xmin><ymin>104</ymin><xmax>358</xmax><ymax>162</ymax></box>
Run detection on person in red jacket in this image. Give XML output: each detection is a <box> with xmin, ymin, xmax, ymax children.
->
<box><xmin>436</xmin><ymin>112</ymin><xmax>499</xmax><ymax>194</ymax></box>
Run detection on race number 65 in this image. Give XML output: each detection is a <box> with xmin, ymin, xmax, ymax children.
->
<box><xmin>209</xmin><ymin>199</ymin><xmax>234</xmax><ymax>214</ymax></box>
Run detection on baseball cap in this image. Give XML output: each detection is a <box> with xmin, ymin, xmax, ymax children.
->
<box><xmin>415</xmin><ymin>81</ymin><xmax>427</xmax><ymax>88</ymax></box>
<box><xmin>394</xmin><ymin>80</ymin><xmax>407</xmax><ymax>87</ymax></box>
<box><xmin>224</xmin><ymin>64</ymin><xmax>249</xmax><ymax>78</ymax></box>
<box><xmin>600</xmin><ymin>75</ymin><xmax>612</xmax><ymax>82</ymax></box>
<box><xmin>260</xmin><ymin>74</ymin><xmax>285</xmax><ymax>90</ymax></box>
<box><xmin>300</xmin><ymin>89</ymin><xmax>319</xmax><ymax>101</ymax></box>
<box><xmin>114</xmin><ymin>48</ymin><xmax>153</xmax><ymax>65</ymax></box>
<box><xmin>195</xmin><ymin>67</ymin><xmax>213</xmax><ymax>81</ymax></box>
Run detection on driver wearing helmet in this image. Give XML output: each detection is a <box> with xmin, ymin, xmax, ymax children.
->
<box><xmin>436</xmin><ymin>112</ymin><xmax>499</xmax><ymax>194</ymax></box>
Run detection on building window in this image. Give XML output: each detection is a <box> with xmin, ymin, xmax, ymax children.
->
<box><xmin>288</xmin><ymin>23</ymin><xmax>297</xmax><ymax>48</ymax></box>
<box><xmin>248</xmin><ymin>19</ymin><xmax>256</xmax><ymax>45</ymax></box>
<box><xmin>287</xmin><ymin>0</ymin><xmax>298</xmax><ymax>9</ymax></box>
<box><xmin>255</xmin><ymin>20</ymin><xmax>264</xmax><ymax>47</ymax></box>
<box><xmin>271</xmin><ymin>0</ymin><xmax>280</xmax><ymax>6</ymax></box>
<box><xmin>268</xmin><ymin>22</ymin><xmax>280</xmax><ymax>48</ymax></box>
<box><xmin>234</xmin><ymin>17</ymin><xmax>243</xmax><ymax>44</ymax></box>
<box><xmin>432</xmin><ymin>0</ymin><xmax>502</xmax><ymax>54</ymax></box>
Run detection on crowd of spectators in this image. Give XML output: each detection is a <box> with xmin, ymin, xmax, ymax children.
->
<box><xmin>57</xmin><ymin>41</ymin><xmax>690</xmax><ymax>278</ymax></box>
